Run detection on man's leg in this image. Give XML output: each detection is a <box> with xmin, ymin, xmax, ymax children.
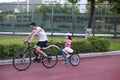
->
<box><xmin>33</xmin><ymin>45</ymin><xmax>39</xmax><ymax>57</ymax></box>
<box><xmin>36</xmin><ymin>46</ymin><xmax>48</xmax><ymax>57</ymax></box>
<box><xmin>33</xmin><ymin>45</ymin><xmax>40</xmax><ymax>62</ymax></box>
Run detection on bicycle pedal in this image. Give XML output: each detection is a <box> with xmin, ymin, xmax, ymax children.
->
<box><xmin>47</xmin><ymin>57</ymin><xmax>52</xmax><ymax>60</ymax></box>
<box><xmin>67</xmin><ymin>56</ymin><xmax>71</xmax><ymax>59</ymax></box>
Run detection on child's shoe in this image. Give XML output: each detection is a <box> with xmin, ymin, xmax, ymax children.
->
<box><xmin>67</xmin><ymin>54</ymin><xmax>71</xmax><ymax>58</ymax></box>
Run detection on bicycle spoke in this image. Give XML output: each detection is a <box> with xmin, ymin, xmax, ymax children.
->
<box><xmin>42</xmin><ymin>51</ymin><xmax>58</xmax><ymax>68</ymax></box>
<box><xmin>12</xmin><ymin>52</ymin><xmax>31</xmax><ymax>71</ymax></box>
<box><xmin>70</xmin><ymin>54</ymin><xmax>80</xmax><ymax>66</ymax></box>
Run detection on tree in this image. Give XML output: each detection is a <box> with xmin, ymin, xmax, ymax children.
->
<box><xmin>68</xmin><ymin>0</ymin><xmax>95</xmax><ymax>38</ymax></box>
<box><xmin>67</xmin><ymin>0</ymin><xmax>78</xmax><ymax>35</ymax></box>
<box><xmin>85</xmin><ymin>0</ymin><xmax>95</xmax><ymax>38</ymax></box>
<box><xmin>67</xmin><ymin>0</ymin><xmax>78</xmax><ymax>4</ymax></box>
<box><xmin>97</xmin><ymin>0</ymin><xmax>120</xmax><ymax>14</ymax></box>
<box><xmin>110</xmin><ymin>3</ymin><xmax>120</xmax><ymax>14</ymax></box>
<box><xmin>35</xmin><ymin>4</ymin><xmax>80</xmax><ymax>13</ymax></box>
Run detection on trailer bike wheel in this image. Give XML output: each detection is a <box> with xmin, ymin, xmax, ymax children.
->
<box><xmin>69</xmin><ymin>54</ymin><xmax>80</xmax><ymax>66</ymax></box>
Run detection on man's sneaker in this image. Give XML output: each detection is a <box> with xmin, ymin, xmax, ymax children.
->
<box><xmin>42</xmin><ymin>56</ymin><xmax>51</xmax><ymax>61</ymax></box>
<box><xmin>33</xmin><ymin>57</ymin><xmax>40</xmax><ymax>63</ymax></box>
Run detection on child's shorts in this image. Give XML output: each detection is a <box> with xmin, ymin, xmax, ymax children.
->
<box><xmin>63</xmin><ymin>47</ymin><xmax>73</xmax><ymax>53</ymax></box>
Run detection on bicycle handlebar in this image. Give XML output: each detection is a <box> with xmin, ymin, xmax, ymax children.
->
<box><xmin>23</xmin><ymin>40</ymin><xmax>31</xmax><ymax>49</ymax></box>
<box><xmin>55</xmin><ymin>42</ymin><xmax>64</xmax><ymax>48</ymax></box>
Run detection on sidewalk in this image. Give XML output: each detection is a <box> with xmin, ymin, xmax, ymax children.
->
<box><xmin>0</xmin><ymin>50</ymin><xmax>120</xmax><ymax>65</ymax></box>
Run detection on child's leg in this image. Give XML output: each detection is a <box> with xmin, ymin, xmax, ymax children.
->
<box><xmin>63</xmin><ymin>49</ymin><xmax>70</xmax><ymax>58</ymax></box>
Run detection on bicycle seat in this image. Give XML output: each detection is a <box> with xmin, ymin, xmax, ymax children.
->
<box><xmin>42</xmin><ymin>45</ymin><xmax>49</xmax><ymax>49</ymax></box>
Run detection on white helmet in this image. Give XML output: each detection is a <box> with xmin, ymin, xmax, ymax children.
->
<box><xmin>65</xmin><ymin>33</ymin><xmax>72</xmax><ymax>36</ymax></box>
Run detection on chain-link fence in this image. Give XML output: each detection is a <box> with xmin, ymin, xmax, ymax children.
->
<box><xmin>0</xmin><ymin>3</ymin><xmax>120</xmax><ymax>37</ymax></box>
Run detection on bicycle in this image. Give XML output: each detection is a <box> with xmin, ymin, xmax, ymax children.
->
<box><xmin>56</xmin><ymin>42</ymin><xmax>80</xmax><ymax>66</ymax></box>
<box><xmin>12</xmin><ymin>41</ymin><xmax>58</xmax><ymax>71</ymax></box>
<box><xmin>12</xmin><ymin>41</ymin><xmax>80</xmax><ymax>71</ymax></box>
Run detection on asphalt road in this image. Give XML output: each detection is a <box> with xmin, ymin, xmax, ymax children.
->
<box><xmin>0</xmin><ymin>55</ymin><xmax>120</xmax><ymax>80</ymax></box>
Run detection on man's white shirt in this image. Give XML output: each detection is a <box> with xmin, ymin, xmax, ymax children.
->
<box><xmin>32</xmin><ymin>27</ymin><xmax>48</xmax><ymax>41</ymax></box>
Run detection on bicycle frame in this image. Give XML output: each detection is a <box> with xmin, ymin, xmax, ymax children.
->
<box><xmin>25</xmin><ymin>42</ymin><xmax>78</xmax><ymax>65</ymax></box>
<box><xmin>26</xmin><ymin>42</ymin><xmax>68</xmax><ymax>63</ymax></box>
<box><xmin>24</xmin><ymin>42</ymin><xmax>32</xmax><ymax>51</ymax></box>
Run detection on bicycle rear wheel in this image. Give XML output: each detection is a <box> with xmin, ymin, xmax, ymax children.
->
<box><xmin>42</xmin><ymin>51</ymin><xmax>58</xmax><ymax>68</ymax></box>
<box><xmin>12</xmin><ymin>52</ymin><xmax>31</xmax><ymax>71</ymax></box>
<box><xmin>69</xmin><ymin>54</ymin><xmax>80</xmax><ymax>66</ymax></box>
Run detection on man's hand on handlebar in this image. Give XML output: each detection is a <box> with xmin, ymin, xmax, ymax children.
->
<box><xmin>24</xmin><ymin>39</ymin><xmax>31</xmax><ymax>44</ymax></box>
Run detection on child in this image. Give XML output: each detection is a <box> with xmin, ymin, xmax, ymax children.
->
<box><xmin>63</xmin><ymin>33</ymin><xmax>73</xmax><ymax>59</ymax></box>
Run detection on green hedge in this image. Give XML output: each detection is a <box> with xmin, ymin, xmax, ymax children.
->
<box><xmin>0</xmin><ymin>36</ymin><xmax>110</xmax><ymax>59</ymax></box>
<box><xmin>85</xmin><ymin>36</ymin><xmax>110</xmax><ymax>52</ymax></box>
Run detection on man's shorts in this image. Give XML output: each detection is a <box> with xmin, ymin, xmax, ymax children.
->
<box><xmin>36</xmin><ymin>41</ymin><xmax>48</xmax><ymax>48</ymax></box>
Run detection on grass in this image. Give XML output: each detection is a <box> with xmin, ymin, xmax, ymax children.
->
<box><xmin>0</xmin><ymin>35</ymin><xmax>120</xmax><ymax>51</ymax></box>
<box><xmin>110</xmin><ymin>39</ymin><xmax>120</xmax><ymax>51</ymax></box>
<box><xmin>0</xmin><ymin>35</ymin><xmax>84</xmax><ymax>44</ymax></box>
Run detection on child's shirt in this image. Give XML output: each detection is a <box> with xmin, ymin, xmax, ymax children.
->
<box><xmin>65</xmin><ymin>39</ymin><xmax>72</xmax><ymax>48</ymax></box>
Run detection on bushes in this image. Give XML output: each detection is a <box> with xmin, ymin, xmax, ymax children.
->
<box><xmin>71</xmin><ymin>36</ymin><xmax>110</xmax><ymax>53</ymax></box>
<box><xmin>85</xmin><ymin>36</ymin><xmax>110</xmax><ymax>52</ymax></box>
<box><xmin>0</xmin><ymin>36</ymin><xmax>111</xmax><ymax>59</ymax></box>
<box><xmin>0</xmin><ymin>44</ymin><xmax>23</xmax><ymax>59</ymax></box>
<box><xmin>72</xmin><ymin>40</ymin><xmax>94</xmax><ymax>53</ymax></box>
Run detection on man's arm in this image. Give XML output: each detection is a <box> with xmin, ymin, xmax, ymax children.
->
<box><xmin>26</xmin><ymin>29</ymin><xmax>42</xmax><ymax>42</ymax></box>
<box><xmin>26</xmin><ymin>31</ymin><xmax>36</xmax><ymax>42</ymax></box>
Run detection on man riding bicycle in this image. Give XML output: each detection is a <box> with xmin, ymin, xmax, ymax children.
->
<box><xmin>25</xmin><ymin>22</ymin><xmax>48</xmax><ymax>62</ymax></box>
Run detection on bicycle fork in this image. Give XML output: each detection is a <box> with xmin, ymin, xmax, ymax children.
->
<box><xmin>22</xmin><ymin>53</ymin><xmax>28</xmax><ymax>62</ymax></box>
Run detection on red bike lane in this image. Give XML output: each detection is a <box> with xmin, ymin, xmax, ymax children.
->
<box><xmin>0</xmin><ymin>55</ymin><xmax>120</xmax><ymax>80</ymax></box>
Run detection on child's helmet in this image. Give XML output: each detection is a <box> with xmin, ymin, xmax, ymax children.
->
<box><xmin>65</xmin><ymin>33</ymin><xmax>72</xmax><ymax>36</ymax></box>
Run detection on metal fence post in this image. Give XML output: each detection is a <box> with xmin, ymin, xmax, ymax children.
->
<box><xmin>32</xmin><ymin>4</ymin><xmax>34</xmax><ymax>22</ymax></box>
<box><xmin>12</xmin><ymin>19</ymin><xmax>15</xmax><ymax>35</ymax></box>
<box><xmin>72</xmin><ymin>4</ymin><xmax>75</xmax><ymax>36</ymax></box>
<box><xmin>51</xmin><ymin>4</ymin><xmax>54</xmax><ymax>36</ymax></box>
<box><xmin>92</xmin><ymin>11</ymin><xmax>96</xmax><ymax>36</ymax></box>
<box><xmin>114</xmin><ymin>14</ymin><xmax>117</xmax><ymax>38</ymax></box>
<box><xmin>12</xmin><ymin>11</ymin><xmax>15</xmax><ymax>35</ymax></box>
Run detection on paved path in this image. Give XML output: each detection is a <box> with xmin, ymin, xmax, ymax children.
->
<box><xmin>0</xmin><ymin>55</ymin><xmax>120</xmax><ymax>80</ymax></box>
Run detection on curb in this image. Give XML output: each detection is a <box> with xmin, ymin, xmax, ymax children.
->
<box><xmin>0</xmin><ymin>50</ymin><xmax>120</xmax><ymax>65</ymax></box>
<box><xmin>79</xmin><ymin>50</ymin><xmax>120</xmax><ymax>58</ymax></box>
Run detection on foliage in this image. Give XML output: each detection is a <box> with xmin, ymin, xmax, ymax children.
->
<box><xmin>96</xmin><ymin>0</ymin><xmax>120</xmax><ymax>3</ymax></box>
<box><xmin>86</xmin><ymin>36</ymin><xmax>110</xmax><ymax>52</ymax></box>
<box><xmin>6</xmin><ymin>14</ymin><xmax>16</xmax><ymax>20</ymax></box>
<box><xmin>96</xmin><ymin>0</ymin><xmax>120</xmax><ymax>14</ymax></box>
<box><xmin>67</xmin><ymin>0</ymin><xmax>78</xmax><ymax>4</ymax></box>
<box><xmin>0</xmin><ymin>36</ymin><xmax>111</xmax><ymax>59</ymax></box>
<box><xmin>110</xmin><ymin>3</ymin><xmax>120</xmax><ymax>14</ymax></box>
<box><xmin>35</xmin><ymin>4</ymin><xmax>80</xmax><ymax>13</ymax></box>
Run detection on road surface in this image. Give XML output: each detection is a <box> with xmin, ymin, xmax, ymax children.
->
<box><xmin>0</xmin><ymin>55</ymin><xmax>120</xmax><ymax>80</ymax></box>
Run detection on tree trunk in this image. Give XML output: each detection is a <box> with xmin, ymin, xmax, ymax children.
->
<box><xmin>85</xmin><ymin>0</ymin><xmax>95</xmax><ymax>39</ymax></box>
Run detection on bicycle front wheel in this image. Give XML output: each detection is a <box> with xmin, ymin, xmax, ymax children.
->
<box><xmin>69</xmin><ymin>54</ymin><xmax>80</xmax><ymax>66</ymax></box>
<box><xmin>12</xmin><ymin>52</ymin><xmax>31</xmax><ymax>71</ymax></box>
<box><xmin>42</xmin><ymin>51</ymin><xmax>58</xmax><ymax>68</ymax></box>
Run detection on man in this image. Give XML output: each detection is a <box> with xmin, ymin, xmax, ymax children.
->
<box><xmin>25</xmin><ymin>22</ymin><xmax>48</xmax><ymax>62</ymax></box>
